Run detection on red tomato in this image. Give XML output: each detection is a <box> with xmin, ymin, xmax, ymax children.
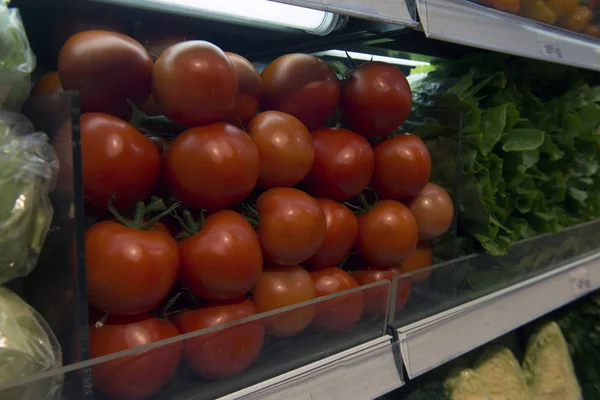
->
<box><xmin>152</xmin><ymin>41</ymin><xmax>237</xmax><ymax>126</ymax></box>
<box><xmin>256</xmin><ymin>188</ymin><xmax>327</xmax><ymax>265</ymax></box>
<box><xmin>309</xmin><ymin>267</ymin><xmax>364</xmax><ymax>333</ymax></box>
<box><xmin>355</xmin><ymin>200</ymin><xmax>419</xmax><ymax>266</ymax></box>
<box><xmin>85</xmin><ymin>221</ymin><xmax>179</xmax><ymax>315</ymax></box>
<box><xmin>89</xmin><ymin>314</ymin><xmax>183</xmax><ymax>400</ymax></box>
<box><xmin>252</xmin><ymin>264</ymin><xmax>316</xmax><ymax>337</ymax></box>
<box><xmin>174</xmin><ymin>298</ymin><xmax>264</xmax><ymax>379</ymax></box>
<box><xmin>224</xmin><ymin>52</ymin><xmax>262</xmax><ymax>126</ymax></box>
<box><xmin>405</xmin><ymin>183</ymin><xmax>454</xmax><ymax>240</ymax></box>
<box><xmin>340</xmin><ymin>62</ymin><xmax>412</xmax><ymax>138</ymax></box>
<box><xmin>351</xmin><ymin>268</ymin><xmax>412</xmax><ymax>316</ymax></box>
<box><xmin>58</xmin><ymin>30</ymin><xmax>153</xmax><ymax>118</ymax></box>
<box><xmin>396</xmin><ymin>241</ymin><xmax>433</xmax><ymax>284</ymax></box>
<box><xmin>81</xmin><ymin>113</ymin><xmax>160</xmax><ymax>210</ymax></box>
<box><xmin>305</xmin><ymin>199</ymin><xmax>358</xmax><ymax>269</ymax></box>
<box><xmin>247</xmin><ymin>111</ymin><xmax>314</xmax><ymax>188</ymax></box>
<box><xmin>371</xmin><ymin>134</ymin><xmax>432</xmax><ymax>199</ymax></box>
<box><xmin>302</xmin><ymin>128</ymin><xmax>374</xmax><ymax>201</ymax></box>
<box><xmin>260</xmin><ymin>53</ymin><xmax>340</xmax><ymax>130</ymax></box>
<box><xmin>31</xmin><ymin>71</ymin><xmax>63</xmax><ymax>97</ymax></box>
<box><xmin>163</xmin><ymin>123</ymin><xmax>260</xmax><ymax>210</ymax></box>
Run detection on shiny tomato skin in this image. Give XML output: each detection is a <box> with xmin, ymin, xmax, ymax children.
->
<box><xmin>224</xmin><ymin>52</ymin><xmax>262</xmax><ymax>127</ymax></box>
<box><xmin>179</xmin><ymin>211</ymin><xmax>263</xmax><ymax>300</ymax></box>
<box><xmin>309</xmin><ymin>267</ymin><xmax>364</xmax><ymax>333</ymax></box>
<box><xmin>305</xmin><ymin>199</ymin><xmax>358</xmax><ymax>269</ymax></box>
<box><xmin>81</xmin><ymin>113</ymin><xmax>160</xmax><ymax>210</ymax></box>
<box><xmin>163</xmin><ymin>122</ymin><xmax>260</xmax><ymax>210</ymax></box>
<box><xmin>340</xmin><ymin>62</ymin><xmax>412</xmax><ymax>138</ymax></box>
<box><xmin>85</xmin><ymin>221</ymin><xmax>179</xmax><ymax>315</ymax></box>
<box><xmin>396</xmin><ymin>241</ymin><xmax>433</xmax><ymax>284</ymax></box>
<box><xmin>405</xmin><ymin>183</ymin><xmax>454</xmax><ymax>240</ymax></box>
<box><xmin>260</xmin><ymin>54</ymin><xmax>340</xmax><ymax>130</ymax></box>
<box><xmin>58</xmin><ymin>30</ymin><xmax>153</xmax><ymax>118</ymax></box>
<box><xmin>31</xmin><ymin>71</ymin><xmax>63</xmax><ymax>96</ymax></box>
<box><xmin>356</xmin><ymin>200</ymin><xmax>419</xmax><ymax>267</ymax></box>
<box><xmin>351</xmin><ymin>268</ymin><xmax>412</xmax><ymax>317</ymax></box>
<box><xmin>152</xmin><ymin>40</ymin><xmax>237</xmax><ymax>126</ymax></box>
<box><xmin>247</xmin><ymin>111</ymin><xmax>314</xmax><ymax>188</ymax></box>
<box><xmin>371</xmin><ymin>134</ymin><xmax>432</xmax><ymax>199</ymax></box>
<box><xmin>89</xmin><ymin>314</ymin><xmax>183</xmax><ymax>400</ymax></box>
<box><xmin>252</xmin><ymin>264</ymin><xmax>317</xmax><ymax>337</ymax></box>
<box><xmin>256</xmin><ymin>188</ymin><xmax>327</xmax><ymax>265</ymax></box>
<box><xmin>174</xmin><ymin>298</ymin><xmax>264</xmax><ymax>379</ymax></box>
<box><xmin>302</xmin><ymin>128</ymin><xmax>374</xmax><ymax>201</ymax></box>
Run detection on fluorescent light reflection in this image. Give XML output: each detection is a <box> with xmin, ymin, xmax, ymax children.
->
<box><xmin>314</xmin><ymin>50</ymin><xmax>430</xmax><ymax>67</ymax></box>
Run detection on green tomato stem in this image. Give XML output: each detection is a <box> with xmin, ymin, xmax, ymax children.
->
<box><xmin>107</xmin><ymin>195</ymin><xmax>137</xmax><ymax>229</ymax></box>
<box><xmin>140</xmin><ymin>202</ymin><xmax>181</xmax><ymax>231</ymax></box>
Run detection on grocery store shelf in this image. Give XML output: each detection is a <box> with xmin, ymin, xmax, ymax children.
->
<box><xmin>397</xmin><ymin>251</ymin><xmax>600</xmax><ymax>379</ymax></box>
<box><xmin>417</xmin><ymin>0</ymin><xmax>600</xmax><ymax>71</ymax></box>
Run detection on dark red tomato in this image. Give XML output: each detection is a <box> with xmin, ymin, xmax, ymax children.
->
<box><xmin>86</xmin><ymin>221</ymin><xmax>179</xmax><ymax>315</ymax></box>
<box><xmin>89</xmin><ymin>314</ymin><xmax>183</xmax><ymax>400</ymax></box>
<box><xmin>31</xmin><ymin>71</ymin><xmax>63</xmax><ymax>96</ymax></box>
<box><xmin>260</xmin><ymin>53</ymin><xmax>340</xmax><ymax>130</ymax></box>
<box><xmin>224</xmin><ymin>52</ymin><xmax>262</xmax><ymax>127</ymax></box>
<box><xmin>305</xmin><ymin>199</ymin><xmax>358</xmax><ymax>269</ymax></box>
<box><xmin>163</xmin><ymin>123</ymin><xmax>260</xmax><ymax>210</ymax></box>
<box><xmin>395</xmin><ymin>241</ymin><xmax>433</xmax><ymax>284</ymax></box>
<box><xmin>302</xmin><ymin>128</ymin><xmax>374</xmax><ymax>201</ymax></box>
<box><xmin>371</xmin><ymin>134</ymin><xmax>432</xmax><ymax>199</ymax></box>
<box><xmin>340</xmin><ymin>62</ymin><xmax>412</xmax><ymax>138</ymax></box>
<box><xmin>405</xmin><ymin>183</ymin><xmax>454</xmax><ymax>240</ymax></box>
<box><xmin>174</xmin><ymin>298</ymin><xmax>264</xmax><ymax>379</ymax></box>
<box><xmin>351</xmin><ymin>268</ymin><xmax>412</xmax><ymax>317</ymax></box>
<box><xmin>309</xmin><ymin>267</ymin><xmax>364</xmax><ymax>334</ymax></box>
<box><xmin>247</xmin><ymin>111</ymin><xmax>314</xmax><ymax>188</ymax></box>
<box><xmin>179</xmin><ymin>210</ymin><xmax>263</xmax><ymax>300</ymax></box>
<box><xmin>252</xmin><ymin>264</ymin><xmax>316</xmax><ymax>337</ymax></box>
<box><xmin>58</xmin><ymin>30</ymin><xmax>153</xmax><ymax>118</ymax></box>
<box><xmin>81</xmin><ymin>113</ymin><xmax>160</xmax><ymax>210</ymax></box>
<box><xmin>256</xmin><ymin>188</ymin><xmax>326</xmax><ymax>265</ymax></box>
<box><xmin>355</xmin><ymin>200</ymin><xmax>419</xmax><ymax>266</ymax></box>
<box><xmin>152</xmin><ymin>41</ymin><xmax>237</xmax><ymax>126</ymax></box>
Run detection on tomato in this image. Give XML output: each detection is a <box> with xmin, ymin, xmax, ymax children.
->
<box><xmin>260</xmin><ymin>53</ymin><xmax>340</xmax><ymax>130</ymax></box>
<box><xmin>302</xmin><ymin>128</ymin><xmax>374</xmax><ymax>201</ymax></box>
<box><xmin>163</xmin><ymin>122</ymin><xmax>260</xmax><ymax>210</ymax></box>
<box><xmin>81</xmin><ymin>113</ymin><xmax>160</xmax><ymax>210</ymax></box>
<box><xmin>58</xmin><ymin>30</ymin><xmax>153</xmax><ymax>118</ymax></box>
<box><xmin>340</xmin><ymin>62</ymin><xmax>412</xmax><ymax>138</ymax></box>
<box><xmin>252</xmin><ymin>264</ymin><xmax>316</xmax><ymax>337</ymax></box>
<box><xmin>179</xmin><ymin>210</ymin><xmax>263</xmax><ymax>300</ymax></box>
<box><xmin>491</xmin><ymin>0</ymin><xmax>520</xmax><ymax>13</ymax></box>
<box><xmin>545</xmin><ymin>0</ymin><xmax>577</xmax><ymax>16</ymax></box>
<box><xmin>89</xmin><ymin>314</ymin><xmax>183</xmax><ymax>400</ymax></box>
<box><xmin>309</xmin><ymin>267</ymin><xmax>364</xmax><ymax>333</ymax></box>
<box><xmin>85</xmin><ymin>221</ymin><xmax>179</xmax><ymax>315</ymax></box>
<box><xmin>521</xmin><ymin>1</ymin><xmax>558</xmax><ymax>24</ymax></box>
<box><xmin>224</xmin><ymin>52</ymin><xmax>262</xmax><ymax>127</ymax></box>
<box><xmin>559</xmin><ymin>5</ymin><xmax>592</xmax><ymax>31</ymax></box>
<box><xmin>405</xmin><ymin>183</ymin><xmax>454</xmax><ymax>240</ymax></box>
<box><xmin>152</xmin><ymin>41</ymin><xmax>237</xmax><ymax>126</ymax></box>
<box><xmin>370</xmin><ymin>134</ymin><xmax>432</xmax><ymax>199</ymax></box>
<box><xmin>396</xmin><ymin>241</ymin><xmax>433</xmax><ymax>284</ymax></box>
<box><xmin>247</xmin><ymin>111</ymin><xmax>314</xmax><ymax>188</ymax></box>
<box><xmin>351</xmin><ymin>268</ymin><xmax>412</xmax><ymax>316</ymax></box>
<box><xmin>137</xmin><ymin>95</ymin><xmax>163</xmax><ymax>116</ymax></box>
<box><xmin>256</xmin><ymin>188</ymin><xmax>326</xmax><ymax>265</ymax></box>
<box><xmin>31</xmin><ymin>71</ymin><xmax>63</xmax><ymax>97</ymax></box>
<box><xmin>355</xmin><ymin>200</ymin><xmax>419</xmax><ymax>266</ymax></box>
<box><xmin>174</xmin><ymin>298</ymin><xmax>264</xmax><ymax>379</ymax></box>
<box><xmin>142</xmin><ymin>32</ymin><xmax>191</xmax><ymax>59</ymax></box>
<box><xmin>305</xmin><ymin>199</ymin><xmax>358</xmax><ymax>269</ymax></box>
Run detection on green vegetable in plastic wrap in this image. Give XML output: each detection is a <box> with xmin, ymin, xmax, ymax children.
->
<box><xmin>444</xmin><ymin>367</ymin><xmax>488</xmax><ymax>400</ymax></box>
<box><xmin>473</xmin><ymin>346</ymin><xmax>531</xmax><ymax>400</ymax></box>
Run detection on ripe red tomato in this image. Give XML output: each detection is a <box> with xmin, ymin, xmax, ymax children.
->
<box><xmin>260</xmin><ymin>53</ymin><xmax>340</xmax><ymax>130</ymax></box>
<box><xmin>405</xmin><ymin>183</ymin><xmax>454</xmax><ymax>240</ymax></box>
<box><xmin>340</xmin><ymin>62</ymin><xmax>412</xmax><ymax>138</ymax></box>
<box><xmin>85</xmin><ymin>221</ymin><xmax>179</xmax><ymax>315</ymax></box>
<box><xmin>174</xmin><ymin>298</ymin><xmax>264</xmax><ymax>379</ymax></box>
<box><xmin>152</xmin><ymin>41</ymin><xmax>237</xmax><ymax>126</ymax></box>
<box><xmin>247</xmin><ymin>111</ymin><xmax>314</xmax><ymax>188</ymax></box>
<box><xmin>163</xmin><ymin>122</ymin><xmax>260</xmax><ymax>210</ymax></box>
<box><xmin>355</xmin><ymin>200</ymin><xmax>419</xmax><ymax>266</ymax></box>
<box><xmin>58</xmin><ymin>30</ymin><xmax>153</xmax><ymax>118</ymax></box>
<box><xmin>371</xmin><ymin>134</ymin><xmax>432</xmax><ymax>199</ymax></box>
<box><xmin>302</xmin><ymin>128</ymin><xmax>374</xmax><ymax>201</ymax></box>
<box><xmin>81</xmin><ymin>113</ymin><xmax>160</xmax><ymax>210</ymax></box>
<box><xmin>89</xmin><ymin>314</ymin><xmax>183</xmax><ymax>400</ymax></box>
<box><xmin>305</xmin><ymin>199</ymin><xmax>358</xmax><ymax>269</ymax></box>
<box><xmin>256</xmin><ymin>188</ymin><xmax>326</xmax><ymax>265</ymax></box>
<box><xmin>396</xmin><ymin>241</ymin><xmax>433</xmax><ymax>284</ymax></box>
<box><xmin>252</xmin><ymin>264</ymin><xmax>317</xmax><ymax>337</ymax></box>
<box><xmin>179</xmin><ymin>210</ymin><xmax>263</xmax><ymax>300</ymax></box>
<box><xmin>224</xmin><ymin>52</ymin><xmax>262</xmax><ymax>126</ymax></box>
<box><xmin>309</xmin><ymin>267</ymin><xmax>364</xmax><ymax>333</ymax></box>
<box><xmin>31</xmin><ymin>71</ymin><xmax>63</xmax><ymax>97</ymax></box>
<box><xmin>351</xmin><ymin>268</ymin><xmax>412</xmax><ymax>316</ymax></box>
